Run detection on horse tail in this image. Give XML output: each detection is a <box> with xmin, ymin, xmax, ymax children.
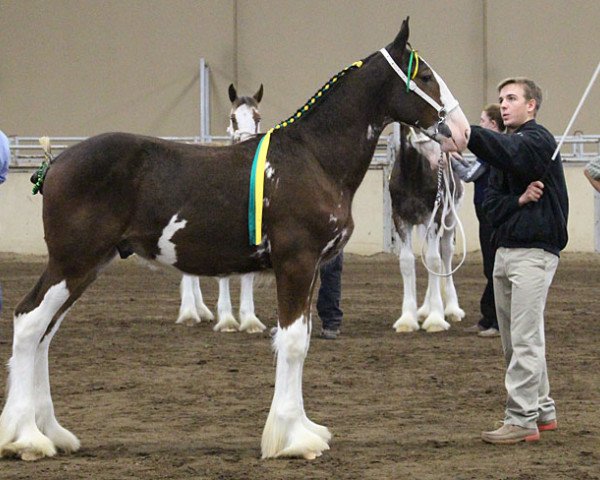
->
<box><xmin>31</xmin><ymin>136</ymin><xmax>54</xmax><ymax>195</ymax></box>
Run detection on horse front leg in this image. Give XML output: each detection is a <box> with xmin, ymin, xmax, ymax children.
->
<box><xmin>176</xmin><ymin>275</ymin><xmax>213</xmax><ymax>326</ymax></box>
<box><xmin>392</xmin><ymin>228</ymin><xmax>420</xmax><ymax>332</ymax></box>
<box><xmin>440</xmin><ymin>228</ymin><xmax>464</xmax><ymax>323</ymax></box>
<box><xmin>261</xmin><ymin>252</ymin><xmax>330</xmax><ymax>460</ymax></box>
<box><xmin>213</xmin><ymin>278</ymin><xmax>239</xmax><ymax>332</ymax></box>
<box><xmin>418</xmin><ymin>225</ymin><xmax>450</xmax><ymax>333</ymax></box>
<box><xmin>238</xmin><ymin>273</ymin><xmax>266</xmax><ymax>333</ymax></box>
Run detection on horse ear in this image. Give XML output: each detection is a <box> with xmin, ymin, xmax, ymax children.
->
<box><xmin>391</xmin><ymin>16</ymin><xmax>410</xmax><ymax>52</ymax></box>
<box><xmin>253</xmin><ymin>84</ymin><xmax>264</xmax><ymax>104</ymax></box>
<box><xmin>228</xmin><ymin>84</ymin><xmax>238</xmax><ymax>103</ymax></box>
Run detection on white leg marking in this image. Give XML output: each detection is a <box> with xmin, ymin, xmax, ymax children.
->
<box><xmin>34</xmin><ymin>310</ymin><xmax>80</xmax><ymax>453</ymax></box>
<box><xmin>393</xmin><ymin>229</ymin><xmax>420</xmax><ymax>332</ymax></box>
<box><xmin>177</xmin><ymin>275</ymin><xmax>213</xmax><ymax>325</ymax></box>
<box><xmin>156</xmin><ymin>214</ymin><xmax>187</xmax><ymax>265</ymax></box>
<box><xmin>420</xmin><ymin>226</ymin><xmax>450</xmax><ymax>332</ymax></box>
<box><xmin>238</xmin><ymin>274</ymin><xmax>266</xmax><ymax>333</ymax></box>
<box><xmin>0</xmin><ymin>281</ymin><xmax>70</xmax><ymax>461</ymax></box>
<box><xmin>261</xmin><ymin>316</ymin><xmax>330</xmax><ymax>459</ymax></box>
<box><xmin>213</xmin><ymin>278</ymin><xmax>239</xmax><ymax>332</ymax></box>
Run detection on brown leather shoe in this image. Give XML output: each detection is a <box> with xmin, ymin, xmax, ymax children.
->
<box><xmin>481</xmin><ymin>424</ymin><xmax>540</xmax><ymax>444</ymax></box>
<box><xmin>538</xmin><ymin>419</ymin><xmax>557</xmax><ymax>432</ymax></box>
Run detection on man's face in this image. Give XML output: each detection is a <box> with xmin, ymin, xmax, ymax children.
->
<box><xmin>498</xmin><ymin>83</ymin><xmax>536</xmax><ymax>131</ymax></box>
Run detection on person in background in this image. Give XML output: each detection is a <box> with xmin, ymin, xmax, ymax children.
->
<box><xmin>468</xmin><ymin>77</ymin><xmax>569</xmax><ymax>444</ymax></box>
<box><xmin>454</xmin><ymin>104</ymin><xmax>505</xmax><ymax>338</ymax></box>
<box><xmin>0</xmin><ymin>129</ymin><xmax>10</xmax><ymax>315</ymax></box>
<box><xmin>583</xmin><ymin>156</ymin><xmax>600</xmax><ymax>192</ymax></box>
<box><xmin>317</xmin><ymin>252</ymin><xmax>343</xmax><ymax>339</ymax></box>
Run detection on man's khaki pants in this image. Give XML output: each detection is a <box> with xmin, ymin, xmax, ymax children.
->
<box><xmin>493</xmin><ymin>247</ymin><xmax>559</xmax><ymax>429</ymax></box>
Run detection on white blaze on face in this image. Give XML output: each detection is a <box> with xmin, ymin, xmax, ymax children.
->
<box><xmin>230</xmin><ymin>104</ymin><xmax>260</xmax><ymax>141</ymax></box>
<box><xmin>156</xmin><ymin>214</ymin><xmax>187</xmax><ymax>265</ymax></box>
<box><xmin>430</xmin><ymin>67</ymin><xmax>470</xmax><ymax>152</ymax></box>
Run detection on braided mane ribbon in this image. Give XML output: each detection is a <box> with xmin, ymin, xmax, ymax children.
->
<box><xmin>247</xmin><ymin>59</ymin><xmax>364</xmax><ymax>245</ymax></box>
<box><xmin>248</xmin><ymin>129</ymin><xmax>273</xmax><ymax>244</ymax></box>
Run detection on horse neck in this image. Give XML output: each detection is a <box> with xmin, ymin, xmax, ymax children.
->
<box><xmin>278</xmin><ymin>69</ymin><xmax>388</xmax><ymax>193</ymax></box>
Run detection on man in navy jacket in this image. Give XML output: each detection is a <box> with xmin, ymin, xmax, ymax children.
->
<box><xmin>468</xmin><ymin>78</ymin><xmax>569</xmax><ymax>444</ymax></box>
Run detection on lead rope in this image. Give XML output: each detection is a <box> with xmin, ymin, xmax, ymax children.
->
<box><xmin>420</xmin><ymin>151</ymin><xmax>467</xmax><ymax>277</ymax></box>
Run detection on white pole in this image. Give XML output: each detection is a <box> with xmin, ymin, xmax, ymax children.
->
<box><xmin>552</xmin><ymin>61</ymin><xmax>600</xmax><ymax>160</ymax></box>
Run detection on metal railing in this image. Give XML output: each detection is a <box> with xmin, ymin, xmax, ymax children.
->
<box><xmin>9</xmin><ymin>133</ymin><xmax>599</xmax><ymax>169</ymax></box>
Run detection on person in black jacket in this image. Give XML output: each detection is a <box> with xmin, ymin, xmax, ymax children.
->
<box><xmin>467</xmin><ymin>77</ymin><xmax>569</xmax><ymax>445</ymax></box>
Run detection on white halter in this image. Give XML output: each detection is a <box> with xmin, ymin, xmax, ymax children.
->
<box><xmin>379</xmin><ymin>47</ymin><xmax>459</xmax><ymax>119</ymax></box>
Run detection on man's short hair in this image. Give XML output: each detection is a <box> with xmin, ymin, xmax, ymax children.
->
<box><xmin>497</xmin><ymin>77</ymin><xmax>543</xmax><ymax>116</ymax></box>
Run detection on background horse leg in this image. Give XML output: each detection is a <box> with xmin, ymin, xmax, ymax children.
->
<box><xmin>393</xmin><ymin>227</ymin><xmax>420</xmax><ymax>332</ymax></box>
<box><xmin>0</xmin><ymin>257</ymin><xmax>107</xmax><ymax>460</ymax></box>
<box><xmin>440</xmin><ymin>228</ymin><xmax>465</xmax><ymax>323</ymax></box>
<box><xmin>176</xmin><ymin>275</ymin><xmax>213</xmax><ymax>326</ymax></box>
<box><xmin>418</xmin><ymin>225</ymin><xmax>450</xmax><ymax>333</ymax></box>
<box><xmin>261</xmin><ymin>251</ymin><xmax>330</xmax><ymax>460</ymax></box>
<box><xmin>213</xmin><ymin>278</ymin><xmax>239</xmax><ymax>332</ymax></box>
<box><xmin>238</xmin><ymin>273</ymin><xmax>266</xmax><ymax>333</ymax></box>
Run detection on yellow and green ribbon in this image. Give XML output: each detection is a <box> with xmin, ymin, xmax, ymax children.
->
<box><xmin>248</xmin><ymin>60</ymin><xmax>364</xmax><ymax>245</ymax></box>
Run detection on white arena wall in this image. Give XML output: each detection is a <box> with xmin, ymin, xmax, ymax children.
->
<box><xmin>0</xmin><ymin>165</ymin><xmax>595</xmax><ymax>256</ymax></box>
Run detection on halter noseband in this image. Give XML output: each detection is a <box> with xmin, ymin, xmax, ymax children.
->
<box><xmin>379</xmin><ymin>47</ymin><xmax>459</xmax><ymax>127</ymax></box>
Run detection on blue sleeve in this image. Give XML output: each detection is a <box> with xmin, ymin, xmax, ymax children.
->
<box><xmin>0</xmin><ymin>131</ymin><xmax>10</xmax><ymax>185</ymax></box>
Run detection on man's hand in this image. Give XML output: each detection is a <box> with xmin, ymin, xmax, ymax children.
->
<box><xmin>518</xmin><ymin>180</ymin><xmax>544</xmax><ymax>206</ymax></box>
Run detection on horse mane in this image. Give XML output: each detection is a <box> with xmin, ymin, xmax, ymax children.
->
<box><xmin>269</xmin><ymin>55</ymin><xmax>372</xmax><ymax>132</ymax></box>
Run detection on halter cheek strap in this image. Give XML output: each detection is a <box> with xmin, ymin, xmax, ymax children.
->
<box><xmin>379</xmin><ymin>47</ymin><xmax>458</xmax><ymax>119</ymax></box>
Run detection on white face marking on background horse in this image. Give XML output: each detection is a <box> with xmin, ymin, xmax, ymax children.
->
<box><xmin>228</xmin><ymin>103</ymin><xmax>261</xmax><ymax>142</ymax></box>
<box><xmin>156</xmin><ymin>214</ymin><xmax>187</xmax><ymax>265</ymax></box>
<box><xmin>408</xmin><ymin>127</ymin><xmax>441</xmax><ymax>170</ymax></box>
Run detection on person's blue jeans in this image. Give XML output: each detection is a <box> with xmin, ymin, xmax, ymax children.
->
<box><xmin>317</xmin><ymin>252</ymin><xmax>343</xmax><ymax>331</ymax></box>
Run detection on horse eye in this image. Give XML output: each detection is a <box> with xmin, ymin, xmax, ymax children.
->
<box><xmin>421</xmin><ymin>74</ymin><xmax>433</xmax><ymax>82</ymax></box>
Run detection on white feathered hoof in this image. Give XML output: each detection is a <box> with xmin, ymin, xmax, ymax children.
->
<box><xmin>213</xmin><ymin>313</ymin><xmax>240</xmax><ymax>332</ymax></box>
<box><xmin>197</xmin><ymin>304</ymin><xmax>215</xmax><ymax>322</ymax></box>
<box><xmin>45</xmin><ymin>423</ymin><xmax>80</xmax><ymax>453</ymax></box>
<box><xmin>422</xmin><ymin>313</ymin><xmax>451</xmax><ymax>333</ymax></box>
<box><xmin>0</xmin><ymin>431</ymin><xmax>57</xmax><ymax>461</ymax></box>
<box><xmin>445</xmin><ymin>306</ymin><xmax>465</xmax><ymax>323</ymax></box>
<box><xmin>175</xmin><ymin>308</ymin><xmax>201</xmax><ymax>326</ymax></box>
<box><xmin>239</xmin><ymin>313</ymin><xmax>267</xmax><ymax>334</ymax></box>
<box><xmin>261</xmin><ymin>411</ymin><xmax>331</xmax><ymax>460</ymax></box>
<box><xmin>393</xmin><ymin>313</ymin><xmax>420</xmax><ymax>333</ymax></box>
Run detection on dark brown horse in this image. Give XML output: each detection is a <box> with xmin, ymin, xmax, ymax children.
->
<box><xmin>0</xmin><ymin>18</ymin><xmax>469</xmax><ymax>461</ymax></box>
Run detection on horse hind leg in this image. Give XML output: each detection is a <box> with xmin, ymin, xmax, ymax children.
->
<box><xmin>238</xmin><ymin>273</ymin><xmax>266</xmax><ymax>333</ymax></box>
<box><xmin>176</xmin><ymin>275</ymin><xmax>213</xmax><ymax>326</ymax></box>
<box><xmin>0</xmin><ymin>261</ymin><xmax>105</xmax><ymax>461</ymax></box>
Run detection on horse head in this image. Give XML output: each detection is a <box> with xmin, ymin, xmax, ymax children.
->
<box><xmin>402</xmin><ymin>125</ymin><xmax>442</xmax><ymax>171</ymax></box>
<box><xmin>381</xmin><ymin>18</ymin><xmax>470</xmax><ymax>153</ymax></box>
<box><xmin>227</xmin><ymin>84</ymin><xmax>263</xmax><ymax>142</ymax></box>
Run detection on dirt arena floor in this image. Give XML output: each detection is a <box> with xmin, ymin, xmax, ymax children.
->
<box><xmin>0</xmin><ymin>251</ymin><xmax>598</xmax><ymax>480</ymax></box>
